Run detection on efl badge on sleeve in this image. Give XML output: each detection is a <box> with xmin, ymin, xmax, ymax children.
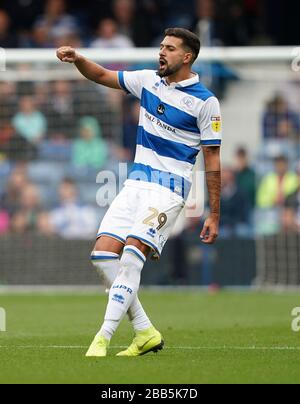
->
<box><xmin>211</xmin><ymin>115</ymin><xmax>221</xmax><ymax>132</ymax></box>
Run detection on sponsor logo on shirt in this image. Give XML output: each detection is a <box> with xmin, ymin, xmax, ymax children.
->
<box><xmin>152</xmin><ymin>82</ymin><xmax>160</xmax><ymax>90</ymax></box>
<box><xmin>147</xmin><ymin>228</ymin><xmax>156</xmax><ymax>238</ymax></box>
<box><xmin>145</xmin><ymin>112</ymin><xmax>176</xmax><ymax>134</ymax></box>
<box><xmin>112</xmin><ymin>294</ymin><xmax>125</xmax><ymax>304</ymax></box>
<box><xmin>112</xmin><ymin>284</ymin><xmax>133</xmax><ymax>294</ymax></box>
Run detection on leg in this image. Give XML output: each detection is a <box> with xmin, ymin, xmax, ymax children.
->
<box><xmin>91</xmin><ymin>236</ymin><xmax>163</xmax><ymax>357</ymax></box>
<box><xmin>91</xmin><ymin>236</ymin><xmax>152</xmax><ymax>331</ymax></box>
<box><xmin>87</xmin><ymin>184</ymin><xmax>180</xmax><ymax>357</ymax></box>
<box><xmin>86</xmin><ymin>236</ymin><xmax>156</xmax><ymax>357</ymax></box>
<box><xmin>115</xmin><ymin>239</ymin><xmax>164</xmax><ymax>356</ymax></box>
<box><xmin>99</xmin><ymin>237</ymin><xmax>163</xmax><ymax>355</ymax></box>
<box><xmin>96</xmin><ymin>237</ymin><xmax>150</xmax><ymax>342</ymax></box>
<box><xmin>125</xmin><ymin>237</ymin><xmax>151</xmax><ymax>257</ymax></box>
<box><xmin>94</xmin><ymin>235</ymin><xmax>124</xmax><ymax>255</ymax></box>
<box><xmin>91</xmin><ymin>236</ymin><xmax>124</xmax><ymax>287</ymax></box>
<box><xmin>93</xmin><ymin>235</ymin><xmax>152</xmax><ymax>256</ymax></box>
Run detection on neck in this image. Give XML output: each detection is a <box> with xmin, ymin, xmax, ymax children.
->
<box><xmin>166</xmin><ymin>68</ymin><xmax>195</xmax><ymax>85</ymax></box>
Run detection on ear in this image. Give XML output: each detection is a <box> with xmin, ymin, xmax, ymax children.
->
<box><xmin>184</xmin><ymin>52</ymin><xmax>193</xmax><ymax>65</ymax></box>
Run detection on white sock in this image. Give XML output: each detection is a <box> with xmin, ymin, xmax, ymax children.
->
<box><xmin>91</xmin><ymin>251</ymin><xmax>120</xmax><ymax>288</ymax></box>
<box><xmin>91</xmin><ymin>250</ymin><xmax>151</xmax><ymax>336</ymax></box>
<box><xmin>98</xmin><ymin>246</ymin><xmax>146</xmax><ymax>340</ymax></box>
<box><xmin>128</xmin><ymin>297</ymin><xmax>152</xmax><ymax>332</ymax></box>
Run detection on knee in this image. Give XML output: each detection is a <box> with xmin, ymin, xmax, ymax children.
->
<box><xmin>94</xmin><ymin>235</ymin><xmax>124</xmax><ymax>255</ymax></box>
<box><xmin>126</xmin><ymin>238</ymin><xmax>151</xmax><ymax>257</ymax></box>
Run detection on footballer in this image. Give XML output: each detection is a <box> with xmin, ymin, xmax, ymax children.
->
<box><xmin>57</xmin><ymin>27</ymin><xmax>222</xmax><ymax>357</ymax></box>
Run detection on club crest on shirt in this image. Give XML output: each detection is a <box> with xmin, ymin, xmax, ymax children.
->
<box><xmin>157</xmin><ymin>104</ymin><xmax>165</xmax><ymax>115</ymax></box>
<box><xmin>181</xmin><ymin>96</ymin><xmax>195</xmax><ymax>110</ymax></box>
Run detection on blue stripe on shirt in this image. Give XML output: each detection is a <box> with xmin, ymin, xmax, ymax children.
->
<box><xmin>201</xmin><ymin>139</ymin><xmax>222</xmax><ymax>146</ymax></box>
<box><xmin>176</xmin><ymin>83</ymin><xmax>215</xmax><ymax>101</ymax></box>
<box><xmin>118</xmin><ymin>71</ymin><xmax>129</xmax><ymax>93</ymax></box>
<box><xmin>141</xmin><ymin>88</ymin><xmax>200</xmax><ymax>134</ymax></box>
<box><xmin>128</xmin><ymin>162</ymin><xmax>191</xmax><ymax>200</ymax></box>
<box><xmin>136</xmin><ymin>126</ymin><xmax>199</xmax><ymax>165</ymax></box>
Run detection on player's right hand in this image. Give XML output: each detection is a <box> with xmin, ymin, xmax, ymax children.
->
<box><xmin>56</xmin><ymin>46</ymin><xmax>78</xmax><ymax>63</ymax></box>
<box><xmin>200</xmin><ymin>214</ymin><xmax>219</xmax><ymax>244</ymax></box>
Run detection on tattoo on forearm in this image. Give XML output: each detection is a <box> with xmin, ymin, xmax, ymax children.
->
<box><xmin>205</xmin><ymin>171</ymin><xmax>221</xmax><ymax>215</ymax></box>
<box><xmin>206</xmin><ymin>171</ymin><xmax>221</xmax><ymax>176</ymax></box>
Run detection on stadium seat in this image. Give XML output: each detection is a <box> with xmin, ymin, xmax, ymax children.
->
<box><xmin>38</xmin><ymin>140</ymin><xmax>72</xmax><ymax>162</ymax></box>
<box><xmin>27</xmin><ymin>161</ymin><xmax>68</xmax><ymax>185</ymax></box>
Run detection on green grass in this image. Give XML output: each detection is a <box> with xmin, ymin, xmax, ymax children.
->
<box><xmin>0</xmin><ymin>291</ymin><xmax>300</xmax><ymax>384</ymax></box>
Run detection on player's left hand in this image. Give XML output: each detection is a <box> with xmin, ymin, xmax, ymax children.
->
<box><xmin>200</xmin><ymin>214</ymin><xmax>219</xmax><ymax>244</ymax></box>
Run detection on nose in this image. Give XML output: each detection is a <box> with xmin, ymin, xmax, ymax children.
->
<box><xmin>159</xmin><ymin>48</ymin><xmax>166</xmax><ymax>57</ymax></box>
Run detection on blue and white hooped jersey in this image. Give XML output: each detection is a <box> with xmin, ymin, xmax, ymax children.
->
<box><xmin>118</xmin><ymin>70</ymin><xmax>222</xmax><ymax>201</ymax></box>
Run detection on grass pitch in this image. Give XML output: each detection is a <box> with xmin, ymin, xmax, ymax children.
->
<box><xmin>0</xmin><ymin>290</ymin><xmax>300</xmax><ymax>384</ymax></box>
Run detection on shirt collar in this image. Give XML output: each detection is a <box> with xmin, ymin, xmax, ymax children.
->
<box><xmin>160</xmin><ymin>73</ymin><xmax>199</xmax><ymax>88</ymax></box>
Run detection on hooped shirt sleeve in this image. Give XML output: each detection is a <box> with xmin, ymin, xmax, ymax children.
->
<box><xmin>118</xmin><ymin>70</ymin><xmax>153</xmax><ymax>100</ymax></box>
<box><xmin>198</xmin><ymin>97</ymin><xmax>222</xmax><ymax>146</ymax></box>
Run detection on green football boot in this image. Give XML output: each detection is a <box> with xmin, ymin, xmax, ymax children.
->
<box><xmin>85</xmin><ymin>335</ymin><xmax>110</xmax><ymax>357</ymax></box>
<box><xmin>117</xmin><ymin>326</ymin><xmax>164</xmax><ymax>357</ymax></box>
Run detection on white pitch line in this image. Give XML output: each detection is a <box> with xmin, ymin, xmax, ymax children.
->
<box><xmin>0</xmin><ymin>346</ymin><xmax>89</xmax><ymax>349</ymax></box>
<box><xmin>0</xmin><ymin>345</ymin><xmax>300</xmax><ymax>351</ymax></box>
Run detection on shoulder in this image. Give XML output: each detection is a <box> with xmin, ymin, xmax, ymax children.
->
<box><xmin>198</xmin><ymin>94</ymin><xmax>221</xmax><ymax>118</ymax></box>
<box><xmin>261</xmin><ymin>173</ymin><xmax>276</xmax><ymax>182</ymax></box>
<box><xmin>124</xmin><ymin>69</ymin><xmax>157</xmax><ymax>77</ymax></box>
<box><xmin>135</xmin><ymin>69</ymin><xmax>158</xmax><ymax>81</ymax></box>
<box><xmin>178</xmin><ymin>82</ymin><xmax>216</xmax><ymax>102</ymax></box>
<box><xmin>177</xmin><ymin>82</ymin><xmax>220</xmax><ymax>118</ymax></box>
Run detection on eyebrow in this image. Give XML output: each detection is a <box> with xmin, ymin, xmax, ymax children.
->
<box><xmin>160</xmin><ymin>43</ymin><xmax>177</xmax><ymax>49</ymax></box>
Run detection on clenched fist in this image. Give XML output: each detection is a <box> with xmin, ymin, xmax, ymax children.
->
<box><xmin>56</xmin><ymin>46</ymin><xmax>78</xmax><ymax>63</ymax></box>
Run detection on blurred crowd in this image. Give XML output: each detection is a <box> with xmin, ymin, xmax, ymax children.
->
<box><xmin>218</xmin><ymin>90</ymin><xmax>300</xmax><ymax>238</ymax></box>
<box><xmin>0</xmin><ymin>80</ymin><xmax>300</xmax><ymax>240</ymax></box>
<box><xmin>0</xmin><ymin>0</ymin><xmax>299</xmax><ymax>50</ymax></box>
<box><xmin>0</xmin><ymin>169</ymin><xmax>98</xmax><ymax>239</ymax></box>
<box><xmin>0</xmin><ymin>0</ymin><xmax>300</xmax><ymax>241</ymax></box>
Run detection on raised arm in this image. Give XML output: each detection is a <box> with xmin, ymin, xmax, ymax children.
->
<box><xmin>56</xmin><ymin>46</ymin><xmax>121</xmax><ymax>89</ymax></box>
<box><xmin>200</xmin><ymin>145</ymin><xmax>221</xmax><ymax>244</ymax></box>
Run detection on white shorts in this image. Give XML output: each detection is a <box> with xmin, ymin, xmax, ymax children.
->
<box><xmin>97</xmin><ymin>180</ymin><xmax>185</xmax><ymax>259</ymax></box>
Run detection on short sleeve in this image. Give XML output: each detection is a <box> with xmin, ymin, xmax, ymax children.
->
<box><xmin>198</xmin><ymin>97</ymin><xmax>222</xmax><ymax>146</ymax></box>
<box><xmin>118</xmin><ymin>70</ymin><xmax>150</xmax><ymax>100</ymax></box>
